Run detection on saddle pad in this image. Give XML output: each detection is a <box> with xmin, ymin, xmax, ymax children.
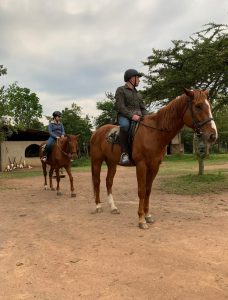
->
<box><xmin>106</xmin><ymin>126</ymin><xmax>120</xmax><ymax>144</ymax></box>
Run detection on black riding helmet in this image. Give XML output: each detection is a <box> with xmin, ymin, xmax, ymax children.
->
<box><xmin>124</xmin><ymin>69</ymin><xmax>143</xmax><ymax>82</ymax></box>
<box><xmin>52</xmin><ymin>111</ymin><xmax>62</xmax><ymax>117</ymax></box>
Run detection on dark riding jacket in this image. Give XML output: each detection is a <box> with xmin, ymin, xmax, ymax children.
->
<box><xmin>115</xmin><ymin>84</ymin><xmax>148</xmax><ymax>119</ymax></box>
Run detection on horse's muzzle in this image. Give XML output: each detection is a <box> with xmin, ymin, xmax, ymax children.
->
<box><xmin>71</xmin><ymin>152</ymin><xmax>78</xmax><ymax>160</ymax></box>
<box><xmin>201</xmin><ymin>131</ymin><xmax>218</xmax><ymax>145</ymax></box>
<box><xmin>209</xmin><ymin>133</ymin><xmax>217</xmax><ymax>144</ymax></box>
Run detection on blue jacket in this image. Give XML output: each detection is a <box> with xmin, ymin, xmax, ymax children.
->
<box><xmin>48</xmin><ymin>121</ymin><xmax>65</xmax><ymax>139</ymax></box>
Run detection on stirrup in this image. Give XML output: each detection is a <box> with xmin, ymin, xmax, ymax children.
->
<box><xmin>119</xmin><ymin>152</ymin><xmax>130</xmax><ymax>165</ymax></box>
<box><xmin>41</xmin><ymin>156</ymin><xmax>47</xmax><ymax>162</ymax></box>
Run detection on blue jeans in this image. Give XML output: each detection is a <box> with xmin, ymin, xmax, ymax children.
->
<box><xmin>45</xmin><ymin>137</ymin><xmax>56</xmax><ymax>154</ymax></box>
<box><xmin>118</xmin><ymin>116</ymin><xmax>130</xmax><ymax>133</ymax></box>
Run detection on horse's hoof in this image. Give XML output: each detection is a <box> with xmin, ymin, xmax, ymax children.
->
<box><xmin>57</xmin><ymin>191</ymin><xmax>62</xmax><ymax>196</ymax></box>
<box><xmin>145</xmin><ymin>216</ymin><xmax>154</xmax><ymax>223</ymax></box>
<box><xmin>96</xmin><ymin>207</ymin><xmax>103</xmax><ymax>213</ymax></box>
<box><xmin>71</xmin><ymin>193</ymin><xmax>76</xmax><ymax>197</ymax></box>
<box><xmin>111</xmin><ymin>208</ymin><xmax>120</xmax><ymax>214</ymax></box>
<box><xmin>139</xmin><ymin>222</ymin><xmax>149</xmax><ymax>230</ymax></box>
<box><xmin>44</xmin><ymin>186</ymin><xmax>48</xmax><ymax>190</ymax></box>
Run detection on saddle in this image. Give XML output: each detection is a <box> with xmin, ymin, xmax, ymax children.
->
<box><xmin>106</xmin><ymin>121</ymin><xmax>139</xmax><ymax>154</ymax></box>
<box><xmin>41</xmin><ymin>144</ymin><xmax>46</xmax><ymax>153</ymax></box>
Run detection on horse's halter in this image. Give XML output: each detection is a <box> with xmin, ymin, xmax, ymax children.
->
<box><xmin>57</xmin><ymin>137</ymin><xmax>75</xmax><ymax>158</ymax></box>
<box><xmin>186</xmin><ymin>96</ymin><xmax>214</xmax><ymax>137</ymax></box>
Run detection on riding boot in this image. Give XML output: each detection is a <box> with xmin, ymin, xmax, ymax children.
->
<box><xmin>119</xmin><ymin>129</ymin><xmax>130</xmax><ymax>165</ymax></box>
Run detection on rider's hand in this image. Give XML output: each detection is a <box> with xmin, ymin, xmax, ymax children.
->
<box><xmin>61</xmin><ymin>135</ymin><xmax>64</xmax><ymax>138</ymax></box>
<box><xmin>132</xmin><ymin>114</ymin><xmax>141</xmax><ymax>121</ymax></box>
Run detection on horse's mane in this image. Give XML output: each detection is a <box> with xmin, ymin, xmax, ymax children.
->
<box><xmin>146</xmin><ymin>94</ymin><xmax>188</xmax><ymax>130</ymax></box>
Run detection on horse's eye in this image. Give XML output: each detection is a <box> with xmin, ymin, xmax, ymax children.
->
<box><xmin>195</xmin><ymin>104</ymin><xmax>202</xmax><ymax>110</ymax></box>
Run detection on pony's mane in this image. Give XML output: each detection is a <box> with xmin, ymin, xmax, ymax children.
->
<box><xmin>146</xmin><ymin>94</ymin><xmax>188</xmax><ymax>130</ymax></box>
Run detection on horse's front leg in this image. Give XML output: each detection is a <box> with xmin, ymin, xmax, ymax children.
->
<box><xmin>136</xmin><ymin>161</ymin><xmax>148</xmax><ymax>229</ymax></box>
<box><xmin>144</xmin><ymin>167</ymin><xmax>157</xmax><ymax>224</ymax></box>
<box><xmin>42</xmin><ymin>162</ymin><xmax>48</xmax><ymax>190</ymax></box>
<box><xmin>106</xmin><ymin>163</ymin><xmax>119</xmax><ymax>214</ymax></box>
<box><xmin>49</xmin><ymin>167</ymin><xmax>55</xmax><ymax>191</ymax></box>
<box><xmin>55</xmin><ymin>168</ymin><xmax>62</xmax><ymax>196</ymax></box>
<box><xmin>65</xmin><ymin>166</ymin><xmax>76</xmax><ymax>197</ymax></box>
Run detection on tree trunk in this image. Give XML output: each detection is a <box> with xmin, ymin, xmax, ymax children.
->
<box><xmin>198</xmin><ymin>157</ymin><xmax>204</xmax><ymax>175</ymax></box>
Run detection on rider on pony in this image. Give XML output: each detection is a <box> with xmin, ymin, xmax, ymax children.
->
<box><xmin>41</xmin><ymin>111</ymin><xmax>65</xmax><ymax>162</ymax></box>
<box><xmin>115</xmin><ymin>69</ymin><xmax>148</xmax><ymax>165</ymax></box>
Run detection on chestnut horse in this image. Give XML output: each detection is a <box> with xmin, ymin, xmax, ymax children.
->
<box><xmin>90</xmin><ymin>88</ymin><xmax>218</xmax><ymax>229</ymax></box>
<box><xmin>40</xmin><ymin>134</ymin><xmax>79</xmax><ymax>197</ymax></box>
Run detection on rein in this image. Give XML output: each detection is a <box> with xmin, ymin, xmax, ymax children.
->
<box><xmin>139</xmin><ymin>120</ymin><xmax>171</xmax><ymax>132</ymax></box>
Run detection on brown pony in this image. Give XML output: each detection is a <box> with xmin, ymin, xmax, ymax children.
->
<box><xmin>40</xmin><ymin>134</ymin><xmax>79</xmax><ymax>197</ymax></box>
<box><xmin>90</xmin><ymin>88</ymin><xmax>218</xmax><ymax>229</ymax></box>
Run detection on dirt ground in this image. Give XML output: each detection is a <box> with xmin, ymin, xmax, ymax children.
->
<box><xmin>0</xmin><ymin>166</ymin><xmax>228</xmax><ymax>300</ymax></box>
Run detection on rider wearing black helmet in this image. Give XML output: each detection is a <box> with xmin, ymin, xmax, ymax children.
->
<box><xmin>115</xmin><ymin>68</ymin><xmax>148</xmax><ymax>165</ymax></box>
<box><xmin>52</xmin><ymin>111</ymin><xmax>62</xmax><ymax>118</ymax></box>
<box><xmin>41</xmin><ymin>111</ymin><xmax>65</xmax><ymax>162</ymax></box>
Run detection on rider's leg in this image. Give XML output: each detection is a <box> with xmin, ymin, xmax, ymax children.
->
<box><xmin>118</xmin><ymin>116</ymin><xmax>131</xmax><ymax>165</ymax></box>
<box><xmin>42</xmin><ymin>137</ymin><xmax>55</xmax><ymax>161</ymax></box>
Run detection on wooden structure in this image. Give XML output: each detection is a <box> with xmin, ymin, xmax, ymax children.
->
<box><xmin>0</xmin><ymin>129</ymin><xmax>49</xmax><ymax>171</ymax></box>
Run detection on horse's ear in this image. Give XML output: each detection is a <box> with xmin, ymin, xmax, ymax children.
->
<box><xmin>204</xmin><ymin>89</ymin><xmax>209</xmax><ymax>97</ymax></box>
<box><xmin>183</xmin><ymin>88</ymin><xmax>194</xmax><ymax>97</ymax></box>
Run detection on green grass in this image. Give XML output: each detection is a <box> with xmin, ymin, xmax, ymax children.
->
<box><xmin>160</xmin><ymin>172</ymin><xmax>228</xmax><ymax>195</ymax></box>
<box><xmin>158</xmin><ymin>154</ymin><xmax>228</xmax><ymax>194</ymax></box>
<box><xmin>159</xmin><ymin>154</ymin><xmax>228</xmax><ymax>176</ymax></box>
<box><xmin>71</xmin><ymin>157</ymin><xmax>92</xmax><ymax>172</ymax></box>
<box><xmin>0</xmin><ymin>169</ymin><xmax>43</xmax><ymax>179</ymax></box>
<box><xmin>72</xmin><ymin>157</ymin><xmax>91</xmax><ymax>168</ymax></box>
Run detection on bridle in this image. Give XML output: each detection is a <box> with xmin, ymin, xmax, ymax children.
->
<box><xmin>139</xmin><ymin>94</ymin><xmax>214</xmax><ymax>136</ymax></box>
<box><xmin>186</xmin><ymin>96</ymin><xmax>214</xmax><ymax>137</ymax></box>
<box><xmin>56</xmin><ymin>136</ymin><xmax>76</xmax><ymax>158</ymax></box>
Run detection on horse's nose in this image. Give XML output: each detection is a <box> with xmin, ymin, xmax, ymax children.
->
<box><xmin>72</xmin><ymin>153</ymin><xmax>77</xmax><ymax>159</ymax></box>
<box><xmin>209</xmin><ymin>133</ymin><xmax>217</xmax><ymax>143</ymax></box>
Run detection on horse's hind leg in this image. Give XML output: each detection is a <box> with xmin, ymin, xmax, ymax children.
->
<box><xmin>55</xmin><ymin>168</ymin><xmax>62</xmax><ymax>196</ymax></box>
<box><xmin>106</xmin><ymin>163</ymin><xmax>119</xmax><ymax>214</ymax></box>
<box><xmin>65</xmin><ymin>166</ymin><xmax>76</xmax><ymax>197</ymax></box>
<box><xmin>49</xmin><ymin>167</ymin><xmax>55</xmax><ymax>191</ymax></box>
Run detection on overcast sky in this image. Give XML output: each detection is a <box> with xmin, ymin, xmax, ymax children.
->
<box><xmin>0</xmin><ymin>0</ymin><xmax>227</xmax><ymax>121</ymax></box>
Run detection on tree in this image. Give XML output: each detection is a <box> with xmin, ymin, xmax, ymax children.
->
<box><xmin>213</xmin><ymin>104</ymin><xmax>228</xmax><ymax>153</ymax></box>
<box><xmin>95</xmin><ymin>92</ymin><xmax>116</xmax><ymax>128</ymax></box>
<box><xmin>194</xmin><ymin>134</ymin><xmax>209</xmax><ymax>175</ymax></box>
<box><xmin>0</xmin><ymin>86</ymin><xmax>8</xmax><ymax>119</ymax></box>
<box><xmin>0</xmin><ymin>65</ymin><xmax>9</xmax><ymax>141</ymax></box>
<box><xmin>142</xmin><ymin>23</ymin><xmax>228</xmax><ymax>170</ymax></box>
<box><xmin>6</xmin><ymin>82</ymin><xmax>43</xmax><ymax>129</ymax></box>
<box><xmin>142</xmin><ymin>23</ymin><xmax>228</xmax><ymax>111</ymax></box>
<box><xmin>0</xmin><ymin>65</ymin><xmax>7</xmax><ymax>77</ymax></box>
<box><xmin>61</xmin><ymin>103</ymin><xmax>93</xmax><ymax>157</ymax></box>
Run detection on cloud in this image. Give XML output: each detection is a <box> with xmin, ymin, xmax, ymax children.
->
<box><xmin>0</xmin><ymin>0</ymin><xmax>227</xmax><ymax>118</ymax></box>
